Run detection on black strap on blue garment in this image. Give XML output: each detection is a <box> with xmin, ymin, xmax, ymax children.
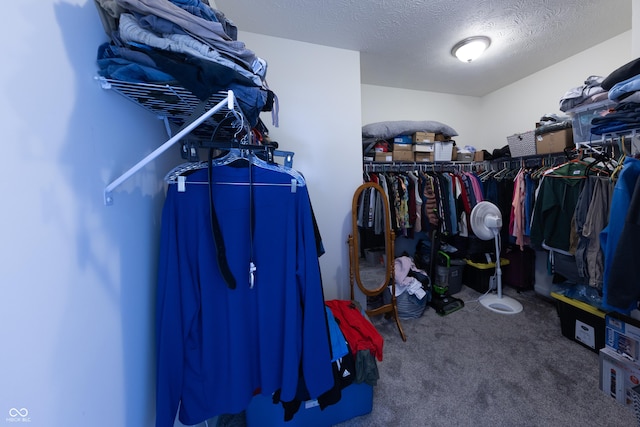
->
<box><xmin>208</xmin><ymin>148</ymin><xmax>237</xmax><ymax>289</ymax></box>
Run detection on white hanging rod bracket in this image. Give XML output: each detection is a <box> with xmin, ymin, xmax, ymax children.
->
<box><xmin>104</xmin><ymin>90</ymin><xmax>236</xmax><ymax>205</ymax></box>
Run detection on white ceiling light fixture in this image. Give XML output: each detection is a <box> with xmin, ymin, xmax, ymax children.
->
<box><xmin>451</xmin><ymin>36</ymin><xmax>491</xmax><ymax>63</ymax></box>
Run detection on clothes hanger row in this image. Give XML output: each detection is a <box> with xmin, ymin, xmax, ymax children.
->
<box><xmin>363</xmin><ymin>161</ymin><xmax>483</xmax><ymax>174</ymax></box>
<box><xmin>164</xmin><ymin>145</ymin><xmax>305</xmax><ymax>193</ymax></box>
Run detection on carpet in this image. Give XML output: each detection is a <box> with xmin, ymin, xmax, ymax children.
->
<box><xmin>335</xmin><ymin>286</ymin><xmax>637</xmax><ymax>427</ymax></box>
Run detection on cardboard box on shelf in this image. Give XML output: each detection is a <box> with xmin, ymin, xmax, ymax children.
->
<box><xmin>435</xmin><ymin>134</ymin><xmax>451</xmax><ymax>142</ymax></box>
<box><xmin>415</xmin><ymin>152</ymin><xmax>434</xmax><ymax>162</ymax></box>
<box><xmin>536</xmin><ymin>128</ymin><xmax>574</xmax><ymax>154</ymax></box>
<box><xmin>374</xmin><ymin>152</ymin><xmax>393</xmax><ymax>162</ymax></box>
<box><xmin>412</xmin><ymin>143</ymin><xmax>434</xmax><ymax>153</ymax></box>
<box><xmin>393</xmin><ymin>135</ymin><xmax>412</xmax><ymax>144</ymax></box>
<box><xmin>393</xmin><ymin>142</ymin><xmax>413</xmax><ymax>151</ymax></box>
<box><xmin>413</xmin><ymin>131</ymin><xmax>436</xmax><ymax>143</ymax></box>
<box><xmin>392</xmin><ymin>150</ymin><xmax>414</xmax><ymax>162</ymax></box>
<box><xmin>457</xmin><ymin>150</ymin><xmax>473</xmax><ymax>162</ymax></box>
<box><xmin>474</xmin><ymin>151</ymin><xmax>484</xmax><ymax>162</ymax></box>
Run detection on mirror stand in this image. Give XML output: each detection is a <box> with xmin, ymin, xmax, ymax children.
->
<box><xmin>348</xmin><ymin>182</ymin><xmax>407</xmax><ymax>342</ymax></box>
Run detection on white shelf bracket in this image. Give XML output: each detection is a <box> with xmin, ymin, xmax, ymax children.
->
<box><xmin>104</xmin><ymin>90</ymin><xmax>236</xmax><ymax>205</ymax></box>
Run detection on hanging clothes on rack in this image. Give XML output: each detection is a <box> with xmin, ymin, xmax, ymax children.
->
<box><xmin>155</xmin><ymin>149</ymin><xmax>334</xmax><ymax>427</ymax></box>
<box><xmin>579</xmin><ymin>175</ymin><xmax>614</xmax><ymax>289</ymax></box>
<box><xmin>529</xmin><ymin>151</ymin><xmax>615</xmax><ymax>284</ymax></box>
<box><xmin>601</xmin><ymin>156</ymin><xmax>640</xmax><ymax>312</ymax></box>
<box><xmin>361</xmin><ymin>165</ymin><xmax>486</xmax><ymax>245</ymax></box>
<box><xmin>530</xmin><ymin>159</ymin><xmax>589</xmax><ymax>253</ymax></box>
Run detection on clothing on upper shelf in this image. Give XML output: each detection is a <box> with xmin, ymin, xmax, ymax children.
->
<box><xmin>94</xmin><ymin>0</ymin><xmax>273</xmax><ymax>127</ymax></box>
<box><xmin>155</xmin><ymin>163</ymin><xmax>333</xmax><ymax>427</ymax></box>
<box><xmin>590</xmin><ymin>102</ymin><xmax>640</xmax><ymax>135</ymax></box>
<box><xmin>602</xmin><ymin>57</ymin><xmax>640</xmax><ymax>91</ymax></box>
<box><xmin>559</xmin><ymin>75</ymin><xmax>606</xmax><ymax>112</ymax></box>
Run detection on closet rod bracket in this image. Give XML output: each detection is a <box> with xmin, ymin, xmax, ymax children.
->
<box><xmin>104</xmin><ymin>90</ymin><xmax>237</xmax><ymax>205</ymax></box>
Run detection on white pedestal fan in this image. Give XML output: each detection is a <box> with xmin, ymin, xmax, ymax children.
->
<box><xmin>470</xmin><ymin>201</ymin><xmax>523</xmax><ymax>314</ymax></box>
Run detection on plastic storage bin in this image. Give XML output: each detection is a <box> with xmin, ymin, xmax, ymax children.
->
<box><xmin>434</xmin><ymin>141</ymin><xmax>453</xmax><ymax>161</ymax></box>
<box><xmin>566</xmin><ymin>99</ymin><xmax>616</xmax><ymax>146</ymax></box>
<box><xmin>463</xmin><ymin>258</ymin><xmax>510</xmax><ymax>293</ymax></box>
<box><xmin>246</xmin><ymin>382</ymin><xmax>373</xmax><ymax>427</ymax></box>
<box><xmin>551</xmin><ymin>291</ymin><xmax>606</xmax><ymax>353</ymax></box>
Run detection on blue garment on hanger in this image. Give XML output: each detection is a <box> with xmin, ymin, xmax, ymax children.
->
<box><xmin>601</xmin><ymin>156</ymin><xmax>640</xmax><ymax>313</ymax></box>
<box><xmin>156</xmin><ymin>165</ymin><xmax>333</xmax><ymax>427</ymax></box>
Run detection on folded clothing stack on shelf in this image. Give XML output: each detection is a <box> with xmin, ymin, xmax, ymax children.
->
<box><xmin>94</xmin><ymin>0</ymin><xmax>275</xmax><ymax>127</ymax></box>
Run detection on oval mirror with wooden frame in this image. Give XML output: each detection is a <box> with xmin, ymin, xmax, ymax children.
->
<box><xmin>348</xmin><ymin>182</ymin><xmax>406</xmax><ymax>341</ymax></box>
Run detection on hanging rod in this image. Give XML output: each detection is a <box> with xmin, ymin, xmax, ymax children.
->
<box><xmin>104</xmin><ymin>90</ymin><xmax>237</xmax><ymax>205</ymax></box>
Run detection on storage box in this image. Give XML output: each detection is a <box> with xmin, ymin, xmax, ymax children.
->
<box><xmin>413</xmin><ymin>131</ymin><xmax>436</xmax><ymax>143</ymax></box>
<box><xmin>551</xmin><ymin>291</ymin><xmax>606</xmax><ymax>353</ymax></box>
<box><xmin>473</xmin><ymin>150</ymin><xmax>484</xmax><ymax>162</ymax></box>
<box><xmin>599</xmin><ymin>346</ymin><xmax>640</xmax><ymax>408</ymax></box>
<box><xmin>415</xmin><ymin>152</ymin><xmax>434</xmax><ymax>162</ymax></box>
<box><xmin>246</xmin><ymin>382</ymin><xmax>373</xmax><ymax>427</ymax></box>
<box><xmin>393</xmin><ymin>135</ymin><xmax>413</xmax><ymax>144</ymax></box>
<box><xmin>434</xmin><ymin>141</ymin><xmax>454</xmax><ymax>161</ymax></box>
<box><xmin>507</xmin><ymin>130</ymin><xmax>536</xmax><ymax>157</ymax></box>
<box><xmin>393</xmin><ymin>142</ymin><xmax>413</xmax><ymax>151</ymax></box>
<box><xmin>392</xmin><ymin>150</ymin><xmax>414</xmax><ymax>162</ymax></box>
<box><xmin>462</xmin><ymin>258</ymin><xmax>510</xmax><ymax>293</ymax></box>
<box><xmin>364</xmin><ymin>247</ymin><xmax>385</xmax><ymax>265</ymax></box>
<box><xmin>456</xmin><ymin>150</ymin><xmax>473</xmax><ymax>162</ymax></box>
<box><xmin>374</xmin><ymin>152</ymin><xmax>393</xmax><ymax>162</ymax></box>
<box><xmin>567</xmin><ymin>99</ymin><xmax>616</xmax><ymax>145</ymax></box>
<box><xmin>435</xmin><ymin>134</ymin><xmax>451</xmax><ymax>142</ymax></box>
<box><xmin>535</xmin><ymin>128</ymin><xmax>574</xmax><ymax>154</ymax></box>
<box><xmin>412</xmin><ymin>143</ymin><xmax>434</xmax><ymax>153</ymax></box>
<box><xmin>606</xmin><ymin>312</ymin><xmax>640</xmax><ymax>361</ymax></box>
<box><xmin>447</xmin><ymin>259</ymin><xmax>466</xmax><ymax>294</ymax></box>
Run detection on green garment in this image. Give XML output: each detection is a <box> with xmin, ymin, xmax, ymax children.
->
<box><xmin>530</xmin><ymin>162</ymin><xmax>587</xmax><ymax>252</ymax></box>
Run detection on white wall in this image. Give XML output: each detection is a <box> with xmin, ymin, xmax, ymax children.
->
<box><xmin>237</xmin><ymin>32</ymin><xmax>364</xmax><ymax>302</ymax></box>
<box><xmin>1</xmin><ymin>1</ymin><xmax>180</xmax><ymax>426</ymax></box>
<box><xmin>361</xmin><ymin>86</ymin><xmax>482</xmax><ymax>149</ymax></box>
<box><xmin>635</xmin><ymin>0</ymin><xmax>640</xmax><ymax>57</ymax></box>
<box><xmin>480</xmin><ymin>31</ymin><xmax>632</xmax><ymax>150</ymax></box>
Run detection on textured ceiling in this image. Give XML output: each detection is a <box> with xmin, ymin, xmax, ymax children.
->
<box><xmin>214</xmin><ymin>0</ymin><xmax>632</xmax><ymax>97</ymax></box>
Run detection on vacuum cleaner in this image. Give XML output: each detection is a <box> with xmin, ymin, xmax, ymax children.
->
<box><xmin>423</xmin><ymin>227</ymin><xmax>464</xmax><ymax>316</ymax></box>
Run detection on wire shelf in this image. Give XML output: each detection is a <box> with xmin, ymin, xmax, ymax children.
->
<box><xmin>97</xmin><ymin>77</ymin><xmax>240</xmax><ymax>143</ymax></box>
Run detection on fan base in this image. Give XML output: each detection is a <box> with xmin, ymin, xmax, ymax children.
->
<box><xmin>479</xmin><ymin>294</ymin><xmax>523</xmax><ymax>314</ymax></box>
